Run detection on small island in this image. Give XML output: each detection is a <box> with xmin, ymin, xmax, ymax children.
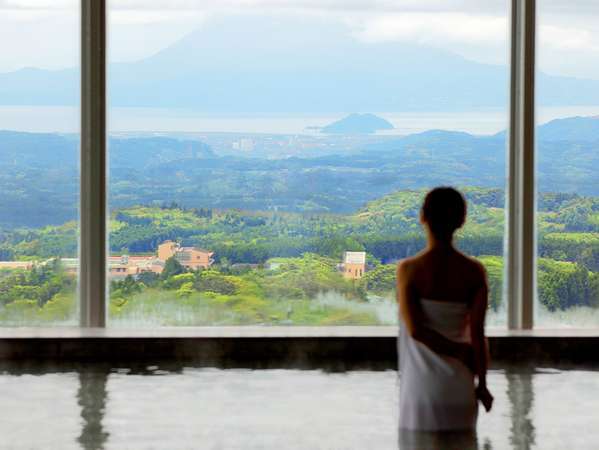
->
<box><xmin>321</xmin><ymin>113</ymin><xmax>395</xmax><ymax>134</ymax></box>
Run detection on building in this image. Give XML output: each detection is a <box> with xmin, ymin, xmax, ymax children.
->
<box><xmin>157</xmin><ymin>241</ymin><xmax>179</xmax><ymax>262</ymax></box>
<box><xmin>108</xmin><ymin>255</ymin><xmax>164</xmax><ymax>280</ymax></box>
<box><xmin>56</xmin><ymin>242</ymin><xmax>212</xmax><ymax>281</ymax></box>
<box><xmin>0</xmin><ymin>261</ymin><xmax>36</xmax><ymax>271</ymax></box>
<box><xmin>232</xmin><ymin>138</ymin><xmax>254</xmax><ymax>152</ymax></box>
<box><xmin>157</xmin><ymin>240</ymin><xmax>214</xmax><ymax>270</ymax></box>
<box><xmin>341</xmin><ymin>251</ymin><xmax>366</xmax><ymax>280</ymax></box>
<box><xmin>60</xmin><ymin>258</ymin><xmax>79</xmax><ymax>275</ymax></box>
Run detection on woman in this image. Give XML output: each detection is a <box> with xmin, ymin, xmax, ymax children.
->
<box><xmin>397</xmin><ymin>187</ymin><xmax>493</xmax><ymax>432</ymax></box>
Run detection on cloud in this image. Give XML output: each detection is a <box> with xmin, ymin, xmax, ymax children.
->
<box><xmin>540</xmin><ymin>24</ymin><xmax>599</xmax><ymax>52</ymax></box>
<box><xmin>110</xmin><ymin>10</ymin><xmax>206</xmax><ymax>26</ymax></box>
<box><xmin>352</xmin><ymin>12</ymin><xmax>599</xmax><ymax>54</ymax></box>
<box><xmin>0</xmin><ymin>0</ymin><xmax>75</xmax><ymax>8</ymax></box>
<box><xmin>2</xmin><ymin>0</ymin><xmax>599</xmax><ymax>78</ymax></box>
<box><xmin>354</xmin><ymin>13</ymin><xmax>507</xmax><ymax>46</ymax></box>
<box><xmin>0</xmin><ymin>0</ymin><xmax>506</xmax><ymax>14</ymax></box>
<box><xmin>2</xmin><ymin>0</ymin><xmax>599</xmax><ymax>17</ymax></box>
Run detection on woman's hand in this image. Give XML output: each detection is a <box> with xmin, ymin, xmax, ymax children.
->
<box><xmin>475</xmin><ymin>385</ymin><xmax>494</xmax><ymax>412</ymax></box>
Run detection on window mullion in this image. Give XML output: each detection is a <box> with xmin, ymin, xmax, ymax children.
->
<box><xmin>507</xmin><ymin>0</ymin><xmax>536</xmax><ymax>330</ymax></box>
<box><xmin>80</xmin><ymin>0</ymin><xmax>107</xmax><ymax>328</ymax></box>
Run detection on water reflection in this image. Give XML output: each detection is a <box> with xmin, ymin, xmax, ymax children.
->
<box><xmin>399</xmin><ymin>367</ymin><xmax>538</xmax><ymax>450</ymax></box>
<box><xmin>399</xmin><ymin>429</ymin><xmax>479</xmax><ymax>450</ymax></box>
<box><xmin>507</xmin><ymin>367</ymin><xmax>535</xmax><ymax>450</ymax></box>
<box><xmin>75</xmin><ymin>365</ymin><xmax>535</xmax><ymax>450</ymax></box>
<box><xmin>77</xmin><ymin>370</ymin><xmax>109</xmax><ymax>450</ymax></box>
<box><xmin>4</xmin><ymin>363</ymin><xmax>596</xmax><ymax>450</ymax></box>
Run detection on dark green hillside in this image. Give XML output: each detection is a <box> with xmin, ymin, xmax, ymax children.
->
<box><xmin>1</xmin><ymin>120</ymin><xmax>599</xmax><ymax>227</ymax></box>
<box><xmin>1</xmin><ymin>186</ymin><xmax>597</xmax><ymax>325</ymax></box>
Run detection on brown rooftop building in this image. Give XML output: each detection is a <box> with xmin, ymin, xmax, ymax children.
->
<box><xmin>157</xmin><ymin>241</ymin><xmax>214</xmax><ymax>270</ymax></box>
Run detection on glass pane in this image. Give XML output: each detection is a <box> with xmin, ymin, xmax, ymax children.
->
<box><xmin>0</xmin><ymin>2</ymin><xmax>79</xmax><ymax>326</ymax></box>
<box><xmin>107</xmin><ymin>1</ymin><xmax>508</xmax><ymax>327</ymax></box>
<box><xmin>536</xmin><ymin>1</ymin><xmax>599</xmax><ymax>327</ymax></box>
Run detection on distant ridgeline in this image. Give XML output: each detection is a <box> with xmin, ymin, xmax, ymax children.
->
<box><xmin>0</xmin><ymin>115</ymin><xmax>598</xmax><ymax>228</ymax></box>
<box><xmin>2</xmin><ymin>15</ymin><xmax>599</xmax><ymax>110</ymax></box>
<box><xmin>320</xmin><ymin>113</ymin><xmax>395</xmax><ymax>134</ymax></box>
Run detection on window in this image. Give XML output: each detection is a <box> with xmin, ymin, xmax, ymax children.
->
<box><xmin>106</xmin><ymin>1</ymin><xmax>508</xmax><ymax>327</ymax></box>
<box><xmin>535</xmin><ymin>1</ymin><xmax>599</xmax><ymax>327</ymax></box>
<box><xmin>0</xmin><ymin>1</ymin><xmax>79</xmax><ymax>326</ymax></box>
<box><xmin>0</xmin><ymin>2</ymin><xmax>590</xmax><ymax>331</ymax></box>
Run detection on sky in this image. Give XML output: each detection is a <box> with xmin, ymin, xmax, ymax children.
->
<box><xmin>0</xmin><ymin>0</ymin><xmax>598</xmax><ymax>80</ymax></box>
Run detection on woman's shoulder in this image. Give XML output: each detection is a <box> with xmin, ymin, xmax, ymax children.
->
<box><xmin>396</xmin><ymin>254</ymin><xmax>424</xmax><ymax>272</ymax></box>
<box><xmin>457</xmin><ymin>253</ymin><xmax>488</xmax><ymax>288</ymax></box>
<box><xmin>396</xmin><ymin>256</ymin><xmax>419</xmax><ymax>284</ymax></box>
<box><xmin>397</xmin><ymin>251</ymin><xmax>486</xmax><ymax>280</ymax></box>
<box><xmin>396</xmin><ymin>254</ymin><xmax>430</xmax><ymax>285</ymax></box>
<box><xmin>462</xmin><ymin>253</ymin><xmax>487</xmax><ymax>276</ymax></box>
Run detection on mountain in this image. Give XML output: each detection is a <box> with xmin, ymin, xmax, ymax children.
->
<box><xmin>321</xmin><ymin>113</ymin><xmax>394</xmax><ymax>134</ymax></box>
<box><xmin>109</xmin><ymin>136</ymin><xmax>213</xmax><ymax>168</ymax></box>
<box><xmin>0</xmin><ymin>115</ymin><xmax>597</xmax><ymax>228</ymax></box>
<box><xmin>0</xmin><ymin>131</ymin><xmax>213</xmax><ymax>170</ymax></box>
<box><xmin>537</xmin><ymin>116</ymin><xmax>599</xmax><ymax>142</ymax></box>
<box><xmin>2</xmin><ymin>15</ymin><xmax>599</xmax><ymax>111</ymax></box>
<box><xmin>0</xmin><ymin>132</ymin><xmax>214</xmax><ymax>227</ymax></box>
<box><xmin>0</xmin><ymin>130</ymin><xmax>78</xmax><ymax>168</ymax></box>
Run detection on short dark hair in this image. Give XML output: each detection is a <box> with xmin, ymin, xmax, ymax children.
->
<box><xmin>421</xmin><ymin>187</ymin><xmax>467</xmax><ymax>239</ymax></box>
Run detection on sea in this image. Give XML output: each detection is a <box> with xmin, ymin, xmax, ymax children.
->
<box><xmin>1</xmin><ymin>105</ymin><xmax>599</xmax><ymax>136</ymax></box>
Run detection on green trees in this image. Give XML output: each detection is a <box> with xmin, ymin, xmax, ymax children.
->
<box><xmin>0</xmin><ymin>186</ymin><xmax>598</xmax><ymax>325</ymax></box>
<box><xmin>161</xmin><ymin>257</ymin><xmax>185</xmax><ymax>280</ymax></box>
<box><xmin>263</xmin><ymin>254</ymin><xmax>366</xmax><ymax>301</ymax></box>
<box><xmin>136</xmin><ymin>271</ymin><xmax>159</xmax><ymax>287</ymax></box>
<box><xmin>0</xmin><ymin>247</ymin><xmax>14</xmax><ymax>261</ymax></box>
<box><xmin>539</xmin><ymin>234</ymin><xmax>599</xmax><ymax>271</ymax></box>
<box><xmin>361</xmin><ymin>263</ymin><xmax>396</xmax><ymax>294</ymax></box>
<box><xmin>111</xmin><ymin>275</ymin><xmax>142</xmax><ymax>300</ymax></box>
<box><xmin>162</xmin><ymin>273</ymin><xmax>195</xmax><ymax>290</ymax></box>
<box><xmin>0</xmin><ymin>259</ymin><xmax>73</xmax><ymax>308</ymax></box>
<box><xmin>538</xmin><ymin>260</ymin><xmax>595</xmax><ymax>311</ymax></box>
<box><xmin>176</xmin><ymin>282</ymin><xmax>194</xmax><ymax>298</ymax></box>
<box><xmin>103</xmin><ymin>253</ymin><xmax>379</xmax><ymax>326</ymax></box>
<box><xmin>477</xmin><ymin>256</ymin><xmax>503</xmax><ymax>311</ymax></box>
<box><xmin>194</xmin><ymin>271</ymin><xmax>237</xmax><ymax>295</ymax></box>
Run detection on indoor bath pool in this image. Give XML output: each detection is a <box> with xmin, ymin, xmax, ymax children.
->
<box><xmin>0</xmin><ymin>364</ymin><xmax>597</xmax><ymax>449</ymax></box>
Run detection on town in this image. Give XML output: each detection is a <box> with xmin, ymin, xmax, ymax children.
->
<box><xmin>0</xmin><ymin>242</ymin><xmax>367</xmax><ymax>280</ymax></box>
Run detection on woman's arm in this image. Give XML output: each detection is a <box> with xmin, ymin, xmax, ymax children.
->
<box><xmin>470</xmin><ymin>263</ymin><xmax>493</xmax><ymax>412</ymax></box>
<box><xmin>397</xmin><ymin>261</ymin><xmax>472</xmax><ymax>364</ymax></box>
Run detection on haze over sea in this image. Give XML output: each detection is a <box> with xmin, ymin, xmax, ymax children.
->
<box><xmin>3</xmin><ymin>105</ymin><xmax>599</xmax><ymax>136</ymax></box>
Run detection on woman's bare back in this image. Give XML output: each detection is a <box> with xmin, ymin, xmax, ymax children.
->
<box><xmin>397</xmin><ymin>187</ymin><xmax>494</xmax><ymax>425</ymax></box>
<box><xmin>403</xmin><ymin>248</ymin><xmax>485</xmax><ymax>306</ymax></box>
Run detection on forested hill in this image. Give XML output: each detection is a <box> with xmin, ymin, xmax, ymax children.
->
<box><xmin>1</xmin><ymin>186</ymin><xmax>598</xmax><ymax>317</ymax></box>
<box><xmin>1</xmin><ymin>117</ymin><xmax>599</xmax><ymax>228</ymax></box>
<box><xmin>2</xmin><ymin>187</ymin><xmax>597</xmax><ymax>271</ymax></box>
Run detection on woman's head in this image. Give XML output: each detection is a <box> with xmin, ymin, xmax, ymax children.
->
<box><xmin>421</xmin><ymin>187</ymin><xmax>467</xmax><ymax>241</ymax></box>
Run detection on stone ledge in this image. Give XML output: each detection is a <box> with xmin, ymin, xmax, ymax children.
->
<box><xmin>1</xmin><ymin>327</ymin><xmax>598</xmax><ymax>367</ymax></box>
<box><xmin>1</xmin><ymin>326</ymin><xmax>599</xmax><ymax>338</ymax></box>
